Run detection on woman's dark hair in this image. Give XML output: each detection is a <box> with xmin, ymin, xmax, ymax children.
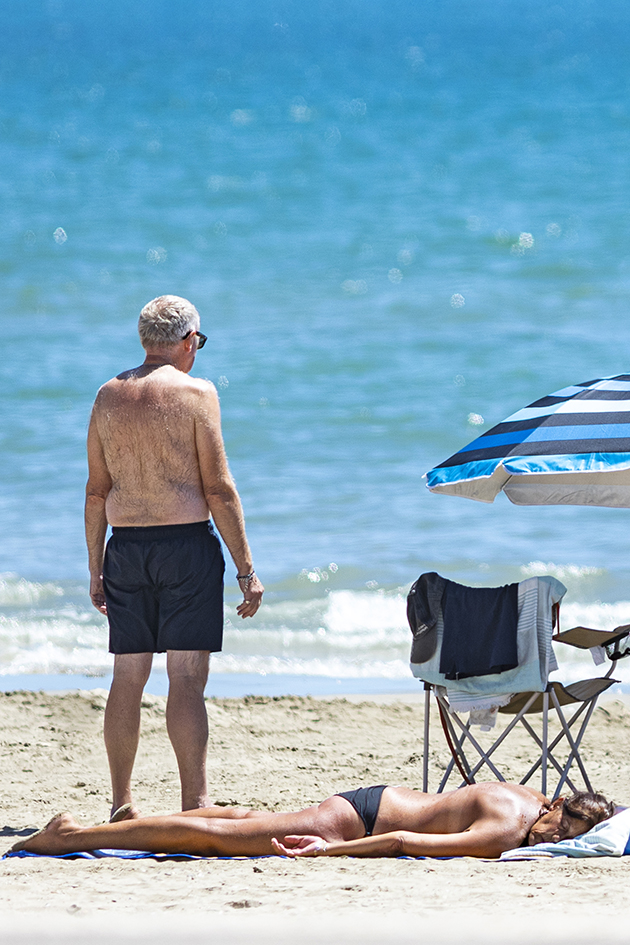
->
<box><xmin>563</xmin><ymin>791</ymin><xmax>615</xmax><ymax>829</ymax></box>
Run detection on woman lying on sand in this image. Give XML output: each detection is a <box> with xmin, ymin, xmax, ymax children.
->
<box><xmin>11</xmin><ymin>782</ymin><xmax>613</xmax><ymax>859</ymax></box>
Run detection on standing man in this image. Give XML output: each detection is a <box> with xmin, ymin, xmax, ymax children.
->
<box><xmin>85</xmin><ymin>295</ymin><xmax>263</xmax><ymax>816</ymax></box>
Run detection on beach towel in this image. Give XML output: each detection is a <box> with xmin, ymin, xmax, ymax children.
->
<box><xmin>2</xmin><ymin>848</ymin><xmax>451</xmax><ymax>861</ymax></box>
<box><xmin>3</xmin><ymin>848</ymin><xmax>273</xmax><ymax>861</ymax></box>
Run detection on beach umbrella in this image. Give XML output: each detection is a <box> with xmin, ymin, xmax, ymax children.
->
<box><xmin>426</xmin><ymin>374</ymin><xmax>630</xmax><ymax>507</ymax></box>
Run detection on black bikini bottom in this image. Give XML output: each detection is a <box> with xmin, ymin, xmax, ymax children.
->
<box><xmin>335</xmin><ymin>785</ymin><xmax>387</xmax><ymax>836</ymax></box>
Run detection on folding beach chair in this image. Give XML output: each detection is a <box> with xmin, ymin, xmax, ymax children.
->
<box><xmin>408</xmin><ymin>573</ymin><xmax>630</xmax><ymax>799</ymax></box>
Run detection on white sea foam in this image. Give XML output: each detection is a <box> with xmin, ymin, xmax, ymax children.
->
<box><xmin>2</xmin><ymin>579</ymin><xmax>630</xmax><ymax>687</ymax></box>
<box><xmin>324</xmin><ymin>589</ymin><xmax>408</xmax><ymax>636</ymax></box>
<box><xmin>210</xmin><ymin>653</ymin><xmax>411</xmax><ymax>679</ymax></box>
<box><xmin>561</xmin><ymin>600</ymin><xmax>630</xmax><ymax>633</ymax></box>
<box><xmin>0</xmin><ymin>574</ymin><xmax>64</xmax><ymax>606</ymax></box>
<box><xmin>1</xmin><ymin>643</ymin><xmax>114</xmax><ymax>676</ymax></box>
<box><xmin>0</xmin><ymin>586</ymin><xmax>412</xmax><ymax>678</ymax></box>
<box><xmin>520</xmin><ymin>561</ymin><xmax>604</xmax><ymax>580</ymax></box>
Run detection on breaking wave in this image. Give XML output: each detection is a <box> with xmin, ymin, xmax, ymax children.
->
<box><xmin>1</xmin><ymin>573</ymin><xmax>630</xmax><ymax>688</ymax></box>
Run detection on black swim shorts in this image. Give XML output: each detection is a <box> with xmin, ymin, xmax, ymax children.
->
<box><xmin>335</xmin><ymin>785</ymin><xmax>387</xmax><ymax>836</ymax></box>
<box><xmin>103</xmin><ymin>520</ymin><xmax>225</xmax><ymax>654</ymax></box>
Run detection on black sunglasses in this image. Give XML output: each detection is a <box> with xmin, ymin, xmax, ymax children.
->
<box><xmin>183</xmin><ymin>329</ymin><xmax>207</xmax><ymax>349</ymax></box>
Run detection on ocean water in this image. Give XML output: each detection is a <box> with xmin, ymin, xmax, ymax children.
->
<box><xmin>2</xmin><ymin>0</ymin><xmax>630</xmax><ymax>694</ymax></box>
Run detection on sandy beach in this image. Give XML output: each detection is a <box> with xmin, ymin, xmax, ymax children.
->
<box><xmin>1</xmin><ymin>688</ymin><xmax>630</xmax><ymax>942</ymax></box>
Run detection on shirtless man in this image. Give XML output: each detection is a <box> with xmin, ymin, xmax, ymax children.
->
<box><xmin>85</xmin><ymin>295</ymin><xmax>264</xmax><ymax>816</ymax></box>
<box><xmin>10</xmin><ymin>783</ymin><xmax>614</xmax><ymax>859</ymax></box>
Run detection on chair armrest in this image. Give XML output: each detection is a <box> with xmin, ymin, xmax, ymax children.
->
<box><xmin>553</xmin><ymin>625</ymin><xmax>630</xmax><ymax>650</ymax></box>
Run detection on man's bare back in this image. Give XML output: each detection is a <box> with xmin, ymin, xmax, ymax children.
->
<box><xmin>91</xmin><ymin>365</ymin><xmax>223</xmax><ymax>527</ymax></box>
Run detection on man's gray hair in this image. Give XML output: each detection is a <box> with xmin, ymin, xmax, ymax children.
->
<box><xmin>138</xmin><ymin>295</ymin><xmax>200</xmax><ymax>349</ymax></box>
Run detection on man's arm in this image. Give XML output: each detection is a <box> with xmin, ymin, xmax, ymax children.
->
<box><xmin>273</xmin><ymin>824</ymin><xmax>512</xmax><ymax>859</ymax></box>
<box><xmin>85</xmin><ymin>409</ymin><xmax>112</xmax><ymax>615</ymax></box>
<box><xmin>194</xmin><ymin>384</ymin><xmax>263</xmax><ymax>618</ymax></box>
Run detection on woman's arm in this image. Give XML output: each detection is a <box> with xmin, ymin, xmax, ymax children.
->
<box><xmin>272</xmin><ymin>826</ymin><xmax>506</xmax><ymax>859</ymax></box>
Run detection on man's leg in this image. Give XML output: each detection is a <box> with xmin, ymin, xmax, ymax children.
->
<box><xmin>104</xmin><ymin>652</ymin><xmax>153</xmax><ymax>816</ymax></box>
<box><xmin>166</xmin><ymin>649</ymin><xmax>210</xmax><ymax>810</ymax></box>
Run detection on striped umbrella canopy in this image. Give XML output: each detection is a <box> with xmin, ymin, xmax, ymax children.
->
<box><xmin>426</xmin><ymin>374</ymin><xmax>630</xmax><ymax>507</ymax></box>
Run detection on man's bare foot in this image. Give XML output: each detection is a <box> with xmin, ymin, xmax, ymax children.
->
<box><xmin>9</xmin><ymin>813</ymin><xmax>79</xmax><ymax>855</ymax></box>
<box><xmin>182</xmin><ymin>796</ymin><xmax>212</xmax><ymax>812</ymax></box>
<box><xmin>110</xmin><ymin>804</ymin><xmax>140</xmax><ymax>823</ymax></box>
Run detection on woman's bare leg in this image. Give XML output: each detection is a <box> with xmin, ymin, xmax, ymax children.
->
<box><xmin>12</xmin><ymin>798</ymin><xmax>364</xmax><ymax>857</ymax></box>
<box><xmin>175</xmin><ymin>805</ymin><xmax>263</xmax><ymax>820</ymax></box>
<box><xmin>112</xmin><ymin>804</ymin><xmax>260</xmax><ymax>823</ymax></box>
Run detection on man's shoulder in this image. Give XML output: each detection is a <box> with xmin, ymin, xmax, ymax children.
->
<box><xmin>185</xmin><ymin>375</ymin><xmax>217</xmax><ymax>394</ymax></box>
<box><xmin>98</xmin><ymin>370</ymin><xmax>216</xmax><ymax>393</ymax></box>
<box><xmin>92</xmin><ymin>372</ymin><xmax>218</xmax><ymax>417</ymax></box>
<box><xmin>173</xmin><ymin>374</ymin><xmax>219</xmax><ymax>407</ymax></box>
<box><xmin>93</xmin><ymin>376</ymin><xmax>121</xmax><ymax>404</ymax></box>
<box><xmin>149</xmin><ymin>370</ymin><xmax>217</xmax><ymax>395</ymax></box>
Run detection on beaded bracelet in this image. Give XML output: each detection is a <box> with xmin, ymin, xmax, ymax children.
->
<box><xmin>236</xmin><ymin>570</ymin><xmax>256</xmax><ymax>587</ymax></box>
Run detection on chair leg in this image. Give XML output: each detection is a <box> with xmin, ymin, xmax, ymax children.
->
<box><xmin>438</xmin><ymin>734</ymin><xmax>464</xmax><ymax>792</ymax></box>
<box><xmin>465</xmin><ymin>694</ymin><xmax>538</xmax><ymax>782</ymax></box>
<box><xmin>423</xmin><ymin>685</ymin><xmax>431</xmax><ymax>793</ymax></box>
<box><xmin>549</xmin><ymin>690</ymin><xmax>596</xmax><ymax>796</ymax></box>
<box><xmin>541</xmin><ymin>690</ymin><xmax>549</xmax><ymax>797</ymax></box>
<box><xmin>518</xmin><ymin>716</ymin><xmax>579</xmax><ymax>793</ymax></box>
<box><xmin>424</xmin><ymin>683</ymin><xmax>602</xmax><ymax>797</ymax></box>
<box><xmin>541</xmin><ymin>699</ymin><xmax>591</xmax><ymax>763</ymax></box>
<box><xmin>438</xmin><ymin>712</ymin><xmax>483</xmax><ymax>792</ymax></box>
<box><xmin>423</xmin><ymin>686</ymin><xmax>470</xmax><ymax>793</ymax></box>
<box><xmin>436</xmin><ymin>693</ymin><xmax>506</xmax><ymax>782</ymax></box>
<box><xmin>556</xmin><ymin>699</ymin><xmax>598</xmax><ymax>794</ymax></box>
<box><xmin>435</xmin><ymin>694</ymin><xmax>475</xmax><ymax>788</ymax></box>
<box><xmin>520</xmin><ymin>694</ymin><xmax>596</xmax><ymax>798</ymax></box>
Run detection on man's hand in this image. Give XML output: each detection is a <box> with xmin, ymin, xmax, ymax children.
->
<box><xmin>271</xmin><ymin>835</ymin><xmax>328</xmax><ymax>857</ymax></box>
<box><xmin>236</xmin><ymin>573</ymin><xmax>264</xmax><ymax>619</ymax></box>
<box><xmin>90</xmin><ymin>574</ymin><xmax>108</xmax><ymax>615</ymax></box>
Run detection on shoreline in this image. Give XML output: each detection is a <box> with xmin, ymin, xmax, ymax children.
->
<box><xmin>2</xmin><ymin>671</ymin><xmax>629</xmax><ymax>702</ymax></box>
<box><xmin>0</xmin><ymin>672</ymin><xmax>425</xmax><ymax>699</ymax></box>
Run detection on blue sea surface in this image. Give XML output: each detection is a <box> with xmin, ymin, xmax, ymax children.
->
<box><xmin>2</xmin><ymin>0</ymin><xmax>630</xmax><ymax>692</ymax></box>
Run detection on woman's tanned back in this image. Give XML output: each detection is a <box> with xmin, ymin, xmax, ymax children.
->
<box><xmin>375</xmin><ymin>782</ymin><xmax>546</xmax><ymax>846</ymax></box>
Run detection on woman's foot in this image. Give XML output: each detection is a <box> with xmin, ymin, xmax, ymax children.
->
<box><xmin>9</xmin><ymin>813</ymin><xmax>79</xmax><ymax>855</ymax></box>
